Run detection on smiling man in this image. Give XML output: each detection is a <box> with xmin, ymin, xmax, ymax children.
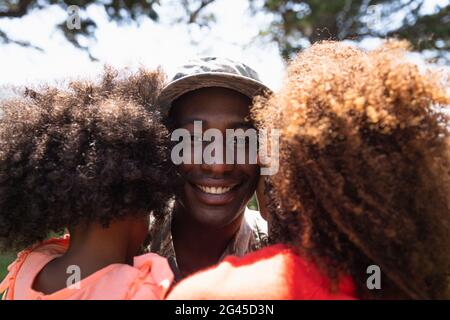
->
<box><xmin>148</xmin><ymin>57</ymin><xmax>270</xmax><ymax>281</ymax></box>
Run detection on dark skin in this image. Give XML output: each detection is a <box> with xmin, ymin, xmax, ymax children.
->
<box><xmin>170</xmin><ymin>87</ymin><xmax>260</xmax><ymax>278</ymax></box>
<box><xmin>33</xmin><ymin>215</ymin><xmax>149</xmax><ymax>294</ymax></box>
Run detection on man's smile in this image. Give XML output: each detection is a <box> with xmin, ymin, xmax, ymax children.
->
<box><xmin>187</xmin><ymin>181</ymin><xmax>243</xmax><ymax>205</ymax></box>
<box><xmin>194</xmin><ymin>183</ymin><xmax>239</xmax><ymax>195</ymax></box>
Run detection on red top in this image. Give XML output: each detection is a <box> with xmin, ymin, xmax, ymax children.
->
<box><xmin>167</xmin><ymin>244</ymin><xmax>356</xmax><ymax>300</ymax></box>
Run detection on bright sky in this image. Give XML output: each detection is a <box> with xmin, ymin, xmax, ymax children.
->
<box><xmin>0</xmin><ymin>0</ymin><xmax>285</xmax><ymax>91</ymax></box>
<box><xmin>0</xmin><ymin>0</ymin><xmax>447</xmax><ymax>93</ymax></box>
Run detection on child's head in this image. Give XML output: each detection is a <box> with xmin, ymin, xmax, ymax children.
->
<box><xmin>253</xmin><ymin>41</ymin><xmax>450</xmax><ymax>299</ymax></box>
<box><xmin>0</xmin><ymin>67</ymin><xmax>175</xmax><ymax>253</ymax></box>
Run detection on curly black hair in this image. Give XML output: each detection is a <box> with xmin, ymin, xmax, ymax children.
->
<box><xmin>0</xmin><ymin>67</ymin><xmax>176</xmax><ymax>252</ymax></box>
<box><xmin>253</xmin><ymin>41</ymin><xmax>450</xmax><ymax>299</ymax></box>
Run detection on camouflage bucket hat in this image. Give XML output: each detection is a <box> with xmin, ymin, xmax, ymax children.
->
<box><xmin>158</xmin><ymin>57</ymin><xmax>272</xmax><ymax>114</ymax></box>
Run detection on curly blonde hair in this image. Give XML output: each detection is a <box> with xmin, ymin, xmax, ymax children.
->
<box><xmin>253</xmin><ymin>41</ymin><xmax>450</xmax><ymax>299</ymax></box>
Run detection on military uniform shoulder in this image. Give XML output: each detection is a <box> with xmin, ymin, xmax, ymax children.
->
<box><xmin>244</xmin><ymin>208</ymin><xmax>268</xmax><ymax>233</ymax></box>
<box><xmin>244</xmin><ymin>208</ymin><xmax>268</xmax><ymax>249</ymax></box>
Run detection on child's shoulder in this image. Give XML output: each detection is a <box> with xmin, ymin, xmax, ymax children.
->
<box><xmin>124</xmin><ymin>252</ymin><xmax>174</xmax><ymax>299</ymax></box>
<box><xmin>168</xmin><ymin>244</ymin><xmax>356</xmax><ymax>300</ymax></box>
<box><xmin>1</xmin><ymin>245</ymin><xmax>174</xmax><ymax>300</ymax></box>
<box><xmin>46</xmin><ymin>251</ymin><xmax>174</xmax><ymax>300</ymax></box>
<box><xmin>28</xmin><ymin>236</ymin><xmax>70</xmax><ymax>255</ymax></box>
<box><xmin>6</xmin><ymin>236</ymin><xmax>69</xmax><ymax>278</ymax></box>
<box><xmin>0</xmin><ymin>236</ymin><xmax>69</xmax><ymax>300</ymax></box>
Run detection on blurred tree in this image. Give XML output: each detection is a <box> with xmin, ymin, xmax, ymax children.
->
<box><xmin>0</xmin><ymin>0</ymin><xmax>448</xmax><ymax>62</ymax></box>
<box><xmin>0</xmin><ymin>0</ymin><xmax>216</xmax><ymax>60</ymax></box>
<box><xmin>249</xmin><ymin>0</ymin><xmax>449</xmax><ymax>62</ymax></box>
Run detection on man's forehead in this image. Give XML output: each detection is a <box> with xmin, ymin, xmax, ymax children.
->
<box><xmin>172</xmin><ymin>87</ymin><xmax>250</xmax><ymax>110</ymax></box>
<box><xmin>169</xmin><ymin>86</ymin><xmax>253</xmax><ymax>129</ymax></box>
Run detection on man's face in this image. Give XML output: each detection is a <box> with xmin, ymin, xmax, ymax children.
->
<box><xmin>170</xmin><ymin>87</ymin><xmax>259</xmax><ymax>228</ymax></box>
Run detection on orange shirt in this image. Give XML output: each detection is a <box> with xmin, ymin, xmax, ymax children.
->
<box><xmin>0</xmin><ymin>236</ymin><xmax>174</xmax><ymax>300</ymax></box>
<box><xmin>168</xmin><ymin>244</ymin><xmax>356</xmax><ymax>300</ymax></box>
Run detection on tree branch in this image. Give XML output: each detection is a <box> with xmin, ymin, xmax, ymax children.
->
<box><xmin>0</xmin><ymin>28</ymin><xmax>43</xmax><ymax>51</ymax></box>
<box><xmin>0</xmin><ymin>0</ymin><xmax>34</xmax><ymax>18</ymax></box>
<box><xmin>188</xmin><ymin>0</ymin><xmax>215</xmax><ymax>23</ymax></box>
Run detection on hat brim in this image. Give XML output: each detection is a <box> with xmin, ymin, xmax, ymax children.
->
<box><xmin>158</xmin><ymin>72</ymin><xmax>272</xmax><ymax>114</ymax></box>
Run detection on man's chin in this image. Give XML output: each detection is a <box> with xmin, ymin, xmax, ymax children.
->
<box><xmin>188</xmin><ymin>205</ymin><xmax>245</xmax><ymax>229</ymax></box>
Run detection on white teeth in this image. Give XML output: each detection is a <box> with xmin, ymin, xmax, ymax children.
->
<box><xmin>196</xmin><ymin>185</ymin><xmax>233</xmax><ymax>195</ymax></box>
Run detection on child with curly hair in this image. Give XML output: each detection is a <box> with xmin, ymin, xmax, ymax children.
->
<box><xmin>0</xmin><ymin>68</ymin><xmax>176</xmax><ymax>300</ymax></box>
<box><xmin>167</xmin><ymin>41</ymin><xmax>450</xmax><ymax>300</ymax></box>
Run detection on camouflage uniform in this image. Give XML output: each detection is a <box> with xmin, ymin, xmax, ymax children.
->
<box><xmin>146</xmin><ymin>208</ymin><xmax>268</xmax><ymax>282</ymax></box>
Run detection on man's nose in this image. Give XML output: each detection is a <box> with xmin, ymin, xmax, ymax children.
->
<box><xmin>200</xmin><ymin>161</ymin><xmax>234</xmax><ymax>175</ymax></box>
<box><xmin>200</xmin><ymin>148</ymin><xmax>234</xmax><ymax>174</ymax></box>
